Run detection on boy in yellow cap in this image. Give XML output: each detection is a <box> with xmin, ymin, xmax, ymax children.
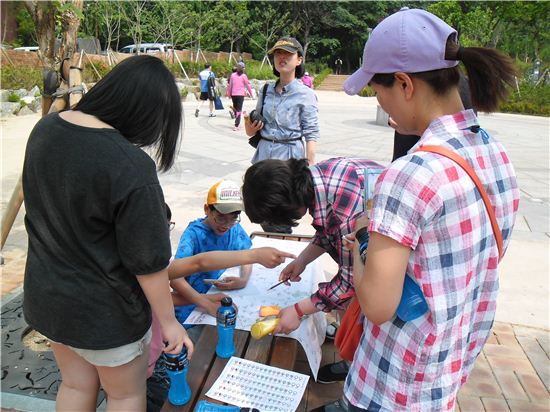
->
<box><xmin>170</xmin><ymin>180</ymin><xmax>252</xmax><ymax>327</ymax></box>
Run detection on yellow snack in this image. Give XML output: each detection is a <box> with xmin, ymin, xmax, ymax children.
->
<box><xmin>251</xmin><ymin>317</ymin><xmax>280</xmax><ymax>339</ymax></box>
<box><xmin>259</xmin><ymin>305</ymin><xmax>281</xmax><ymax>317</ymax></box>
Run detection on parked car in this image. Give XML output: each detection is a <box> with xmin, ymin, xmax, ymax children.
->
<box><xmin>118</xmin><ymin>43</ymin><xmax>173</xmax><ymax>54</ymax></box>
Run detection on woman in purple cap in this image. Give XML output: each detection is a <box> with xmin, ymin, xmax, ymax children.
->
<box><xmin>311</xmin><ymin>8</ymin><xmax>520</xmax><ymax>412</ymax></box>
<box><xmin>227</xmin><ymin>61</ymin><xmax>253</xmax><ymax>131</ymax></box>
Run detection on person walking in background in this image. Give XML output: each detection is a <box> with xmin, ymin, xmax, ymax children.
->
<box><xmin>227</xmin><ymin>67</ymin><xmax>237</xmax><ymax>119</ymax></box>
<box><xmin>334</xmin><ymin>57</ymin><xmax>343</xmax><ymax>74</ymax></box>
<box><xmin>22</xmin><ymin>55</ymin><xmax>192</xmax><ymax>411</ymax></box>
<box><xmin>195</xmin><ymin>63</ymin><xmax>216</xmax><ymax>118</ymax></box>
<box><xmin>227</xmin><ymin>62</ymin><xmax>253</xmax><ymax>131</ymax></box>
<box><xmin>244</xmin><ymin>36</ymin><xmax>319</xmax><ymax>233</ymax></box>
<box><xmin>310</xmin><ymin>8</ymin><xmax>519</xmax><ymax>412</ymax></box>
<box><xmin>302</xmin><ymin>71</ymin><xmax>313</xmax><ymax>88</ymax></box>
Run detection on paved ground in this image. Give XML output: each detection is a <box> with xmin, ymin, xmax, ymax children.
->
<box><xmin>1</xmin><ymin>91</ymin><xmax>549</xmax><ymax>410</ymax></box>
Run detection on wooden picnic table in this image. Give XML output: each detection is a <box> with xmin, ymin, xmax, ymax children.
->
<box><xmin>161</xmin><ymin>325</ymin><xmax>299</xmax><ymax>411</ymax></box>
<box><xmin>162</xmin><ymin>232</ymin><xmax>313</xmax><ymax>412</ymax></box>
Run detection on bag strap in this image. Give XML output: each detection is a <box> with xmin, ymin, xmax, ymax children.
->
<box><xmin>259</xmin><ymin>83</ymin><xmax>269</xmax><ymax>116</ymax></box>
<box><xmin>416</xmin><ymin>145</ymin><xmax>504</xmax><ymax>262</ymax></box>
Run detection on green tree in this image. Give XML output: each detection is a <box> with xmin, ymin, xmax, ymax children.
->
<box><xmin>203</xmin><ymin>1</ymin><xmax>251</xmax><ymax>63</ymax></box>
<box><xmin>120</xmin><ymin>0</ymin><xmax>148</xmax><ymax>52</ymax></box>
<box><xmin>247</xmin><ymin>3</ymin><xmax>291</xmax><ymax>67</ymax></box>
<box><xmin>81</xmin><ymin>1</ymin><xmax>123</xmax><ymax>51</ymax></box>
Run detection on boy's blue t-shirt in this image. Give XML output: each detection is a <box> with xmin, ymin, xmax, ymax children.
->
<box><xmin>174</xmin><ymin>217</ymin><xmax>251</xmax><ymax>325</ymax></box>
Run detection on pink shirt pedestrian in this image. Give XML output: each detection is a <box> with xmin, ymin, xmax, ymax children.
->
<box><xmin>228</xmin><ymin>72</ymin><xmax>253</xmax><ymax>97</ymax></box>
<box><xmin>302</xmin><ymin>74</ymin><xmax>313</xmax><ymax>88</ymax></box>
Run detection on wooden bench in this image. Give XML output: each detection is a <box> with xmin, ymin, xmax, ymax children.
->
<box><xmin>162</xmin><ymin>232</ymin><xmax>313</xmax><ymax>411</ymax></box>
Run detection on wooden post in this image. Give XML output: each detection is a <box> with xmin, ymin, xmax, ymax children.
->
<box><xmin>68</xmin><ymin>51</ymin><xmax>84</xmax><ymax>108</ymax></box>
<box><xmin>173</xmin><ymin>51</ymin><xmax>190</xmax><ymax>81</ymax></box>
<box><xmin>1</xmin><ymin>176</ymin><xmax>24</xmax><ymax>250</ymax></box>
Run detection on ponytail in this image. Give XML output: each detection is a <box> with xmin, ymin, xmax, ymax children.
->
<box><xmin>446</xmin><ymin>40</ymin><xmax>517</xmax><ymax>112</ymax></box>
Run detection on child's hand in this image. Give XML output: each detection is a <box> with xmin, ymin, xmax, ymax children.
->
<box><xmin>354</xmin><ymin>214</ymin><xmax>370</xmax><ymax>231</ymax></box>
<box><xmin>352</xmin><ymin>236</ymin><xmax>365</xmax><ymax>287</ymax></box>
<box><xmin>279</xmin><ymin>259</ymin><xmax>306</xmax><ymax>284</ymax></box>
<box><xmin>204</xmin><ymin>292</ymin><xmax>229</xmax><ymax>316</ymax></box>
<box><xmin>162</xmin><ymin>319</ymin><xmax>194</xmax><ymax>358</ymax></box>
<box><xmin>215</xmin><ymin>276</ymin><xmax>246</xmax><ymax>290</ymax></box>
<box><xmin>254</xmin><ymin>247</ymin><xmax>296</xmax><ymax>268</ymax></box>
<box><xmin>342</xmin><ymin>233</ymin><xmax>356</xmax><ymax>251</ymax></box>
<box><xmin>273</xmin><ymin>305</ymin><xmax>301</xmax><ymax>335</ymax></box>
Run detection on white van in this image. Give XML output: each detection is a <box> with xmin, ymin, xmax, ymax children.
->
<box><xmin>14</xmin><ymin>46</ymin><xmax>39</xmax><ymax>52</ymax></box>
<box><xmin>119</xmin><ymin>43</ymin><xmax>173</xmax><ymax>54</ymax></box>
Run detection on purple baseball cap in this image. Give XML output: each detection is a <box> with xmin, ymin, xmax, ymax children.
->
<box><xmin>344</xmin><ymin>8</ymin><xmax>458</xmax><ymax>95</ymax></box>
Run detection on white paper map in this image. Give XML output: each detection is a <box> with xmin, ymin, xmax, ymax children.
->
<box><xmin>206</xmin><ymin>357</ymin><xmax>309</xmax><ymax>412</ymax></box>
<box><xmin>185</xmin><ymin>236</ymin><xmax>327</xmax><ymax>379</ymax></box>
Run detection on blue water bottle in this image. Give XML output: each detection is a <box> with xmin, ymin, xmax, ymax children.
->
<box><xmin>195</xmin><ymin>400</ymin><xmax>259</xmax><ymax>412</ymax></box>
<box><xmin>216</xmin><ymin>297</ymin><xmax>236</xmax><ymax>358</ymax></box>
<box><xmin>395</xmin><ymin>275</ymin><xmax>429</xmax><ymax>321</ymax></box>
<box><xmin>163</xmin><ymin>347</ymin><xmax>191</xmax><ymax>406</ymax></box>
<box><xmin>355</xmin><ymin>227</ymin><xmax>428</xmax><ymax>321</ymax></box>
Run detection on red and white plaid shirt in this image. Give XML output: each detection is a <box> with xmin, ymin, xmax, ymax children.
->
<box><xmin>309</xmin><ymin>158</ymin><xmax>382</xmax><ymax>312</ymax></box>
<box><xmin>345</xmin><ymin>110</ymin><xmax>519</xmax><ymax>411</ymax></box>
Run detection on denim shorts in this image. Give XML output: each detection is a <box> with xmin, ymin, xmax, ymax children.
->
<box><xmin>51</xmin><ymin>327</ymin><xmax>152</xmax><ymax>367</ymax></box>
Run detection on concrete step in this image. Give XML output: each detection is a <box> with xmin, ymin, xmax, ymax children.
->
<box><xmin>316</xmin><ymin>74</ymin><xmax>350</xmax><ymax>91</ymax></box>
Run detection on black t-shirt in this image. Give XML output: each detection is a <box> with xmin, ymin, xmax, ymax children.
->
<box><xmin>22</xmin><ymin>113</ymin><xmax>171</xmax><ymax>349</ymax></box>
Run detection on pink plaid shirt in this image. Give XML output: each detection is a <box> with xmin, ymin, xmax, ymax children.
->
<box><xmin>345</xmin><ymin>110</ymin><xmax>519</xmax><ymax>411</ymax></box>
<box><xmin>309</xmin><ymin>158</ymin><xmax>382</xmax><ymax>311</ymax></box>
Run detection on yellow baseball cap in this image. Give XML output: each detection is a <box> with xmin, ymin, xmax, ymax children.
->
<box><xmin>207</xmin><ymin>180</ymin><xmax>244</xmax><ymax>214</ymax></box>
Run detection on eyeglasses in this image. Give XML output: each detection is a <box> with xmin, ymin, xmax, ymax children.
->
<box><xmin>168</xmin><ymin>221</ymin><xmax>175</xmax><ymax>231</ymax></box>
<box><xmin>213</xmin><ymin>213</ymin><xmax>241</xmax><ymax>227</ymax></box>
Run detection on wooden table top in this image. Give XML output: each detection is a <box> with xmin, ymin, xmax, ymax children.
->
<box><xmin>162</xmin><ymin>325</ymin><xmax>299</xmax><ymax>411</ymax></box>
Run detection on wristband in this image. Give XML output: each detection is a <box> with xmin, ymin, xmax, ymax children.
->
<box><xmin>294</xmin><ymin>302</ymin><xmax>305</xmax><ymax>319</ymax></box>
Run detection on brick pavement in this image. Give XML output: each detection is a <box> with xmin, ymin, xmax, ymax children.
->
<box><xmin>456</xmin><ymin>322</ymin><xmax>550</xmax><ymax>411</ymax></box>
<box><xmin>304</xmin><ymin>321</ymin><xmax>549</xmax><ymax>412</ymax></box>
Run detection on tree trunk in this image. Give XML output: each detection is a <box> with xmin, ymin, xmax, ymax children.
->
<box><xmin>24</xmin><ymin>1</ymin><xmax>57</xmax><ymax>69</ymax></box>
<box><xmin>59</xmin><ymin>0</ymin><xmax>84</xmax><ymax>61</ymax></box>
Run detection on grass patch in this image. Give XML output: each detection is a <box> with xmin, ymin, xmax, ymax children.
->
<box><xmin>312</xmin><ymin>68</ymin><xmax>332</xmax><ymax>88</ymax></box>
<box><xmin>1</xmin><ymin>65</ymin><xmax>42</xmax><ymax>91</ymax></box>
<box><xmin>499</xmin><ymin>83</ymin><xmax>550</xmax><ymax>116</ymax></box>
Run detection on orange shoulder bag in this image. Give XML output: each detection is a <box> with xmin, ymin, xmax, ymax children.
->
<box><xmin>335</xmin><ymin>145</ymin><xmax>503</xmax><ymax>362</ymax></box>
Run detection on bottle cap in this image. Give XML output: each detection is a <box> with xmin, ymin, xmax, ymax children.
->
<box><xmin>221</xmin><ymin>297</ymin><xmax>233</xmax><ymax>306</ymax></box>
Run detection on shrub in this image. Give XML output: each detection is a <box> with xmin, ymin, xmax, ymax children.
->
<box><xmin>82</xmin><ymin>60</ymin><xmax>111</xmax><ymax>83</ymax></box>
<box><xmin>7</xmin><ymin>92</ymin><xmax>20</xmax><ymax>103</ymax></box>
<box><xmin>305</xmin><ymin>61</ymin><xmax>330</xmax><ymax>76</ymax></box>
<box><xmin>358</xmin><ymin>86</ymin><xmax>376</xmax><ymax>97</ymax></box>
<box><xmin>312</xmin><ymin>68</ymin><xmax>331</xmax><ymax>88</ymax></box>
<box><xmin>1</xmin><ymin>65</ymin><xmax>42</xmax><ymax>91</ymax></box>
<box><xmin>499</xmin><ymin>82</ymin><xmax>550</xmax><ymax>116</ymax></box>
<box><xmin>241</xmin><ymin>60</ymin><xmax>276</xmax><ymax>81</ymax></box>
<box><xmin>179</xmin><ymin>87</ymin><xmax>188</xmax><ymax>99</ymax></box>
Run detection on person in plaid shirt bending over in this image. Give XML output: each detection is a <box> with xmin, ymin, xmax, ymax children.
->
<box><xmin>242</xmin><ymin>156</ymin><xmax>381</xmax><ymax>327</ymax></box>
<box><xmin>331</xmin><ymin>8</ymin><xmax>517</xmax><ymax>412</ymax></box>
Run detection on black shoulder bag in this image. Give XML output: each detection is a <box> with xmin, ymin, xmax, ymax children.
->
<box><xmin>248</xmin><ymin>83</ymin><xmax>269</xmax><ymax>148</ymax></box>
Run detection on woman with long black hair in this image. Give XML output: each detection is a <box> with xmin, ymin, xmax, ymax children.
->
<box><xmin>22</xmin><ymin>55</ymin><xmax>192</xmax><ymax>410</ymax></box>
